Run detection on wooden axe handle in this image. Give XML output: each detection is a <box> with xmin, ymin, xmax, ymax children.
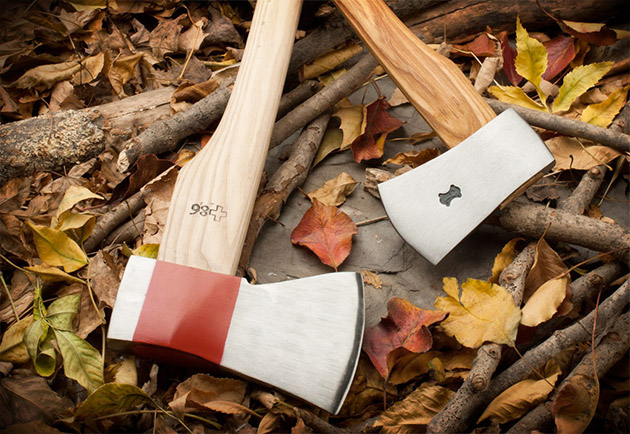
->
<box><xmin>333</xmin><ymin>0</ymin><xmax>496</xmax><ymax>148</ymax></box>
<box><xmin>158</xmin><ymin>0</ymin><xmax>302</xmax><ymax>274</ymax></box>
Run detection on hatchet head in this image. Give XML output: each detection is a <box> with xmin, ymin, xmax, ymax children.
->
<box><xmin>378</xmin><ymin>109</ymin><xmax>555</xmax><ymax>264</ymax></box>
<box><xmin>333</xmin><ymin>0</ymin><xmax>555</xmax><ymax>264</ymax></box>
<box><xmin>108</xmin><ymin>256</ymin><xmax>364</xmax><ymax>414</ymax></box>
<box><xmin>107</xmin><ymin>0</ymin><xmax>364</xmax><ymax>415</ymax></box>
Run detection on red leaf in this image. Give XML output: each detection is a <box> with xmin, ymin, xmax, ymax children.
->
<box><xmin>363</xmin><ymin>297</ymin><xmax>447</xmax><ymax>378</ymax></box>
<box><xmin>350</xmin><ymin>98</ymin><xmax>403</xmax><ymax>163</ymax></box>
<box><xmin>454</xmin><ymin>33</ymin><xmax>497</xmax><ymax>57</ymax></box>
<box><xmin>559</xmin><ymin>21</ymin><xmax>618</xmax><ymax>46</ymax></box>
<box><xmin>290</xmin><ymin>199</ymin><xmax>357</xmax><ymax>271</ymax></box>
<box><xmin>501</xmin><ymin>32</ymin><xmax>522</xmax><ymax>86</ymax></box>
<box><xmin>543</xmin><ymin>36</ymin><xmax>576</xmax><ymax>80</ymax></box>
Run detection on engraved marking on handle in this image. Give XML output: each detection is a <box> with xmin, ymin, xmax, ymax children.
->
<box><xmin>190</xmin><ymin>203</ymin><xmax>228</xmax><ymax>221</ymax></box>
<box><xmin>438</xmin><ymin>185</ymin><xmax>462</xmax><ymax>207</ymax></box>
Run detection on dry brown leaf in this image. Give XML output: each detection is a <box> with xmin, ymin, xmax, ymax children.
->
<box><xmin>88</xmin><ymin>250</ymin><xmax>121</xmax><ymax>309</ymax></box>
<box><xmin>545</xmin><ymin>136</ymin><xmax>621</xmax><ymax>171</ymax></box>
<box><xmin>524</xmin><ymin>237</ymin><xmax>569</xmax><ymax>301</ymax></box>
<box><xmin>300</xmin><ymin>41</ymin><xmax>363</xmax><ymax>80</ymax></box>
<box><xmin>521</xmin><ymin>276</ymin><xmax>570</xmax><ymax>327</ymax></box>
<box><xmin>13</xmin><ymin>60</ymin><xmax>81</xmax><ymax>90</ymax></box>
<box><xmin>383</xmin><ymin>148</ymin><xmax>440</xmax><ymax>168</ymax></box>
<box><xmin>142</xmin><ymin>167</ymin><xmax>178</xmax><ymax>245</ymax></box>
<box><xmin>169</xmin><ymin>373</ymin><xmax>249</xmax><ymax>417</ymax></box>
<box><xmin>373</xmin><ymin>383</ymin><xmax>454</xmax><ymax>433</ymax></box>
<box><xmin>339</xmin><ymin>356</ymin><xmax>397</xmax><ymax>418</ymax></box>
<box><xmin>307</xmin><ymin>172</ymin><xmax>359</xmax><ymax>206</ymax></box>
<box><xmin>488</xmin><ymin>238</ymin><xmax>522</xmax><ymax>284</ymax></box>
<box><xmin>478</xmin><ymin>369</ymin><xmax>560</xmax><ymax>423</ymax></box>
<box><xmin>552</xmin><ymin>374</ymin><xmax>600</xmax><ymax>434</ymax></box>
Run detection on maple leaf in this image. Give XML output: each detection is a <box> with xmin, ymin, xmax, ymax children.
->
<box><xmin>363</xmin><ymin>297</ymin><xmax>447</xmax><ymax>378</ymax></box>
<box><xmin>434</xmin><ymin>278</ymin><xmax>521</xmax><ymax>348</ymax></box>
<box><xmin>290</xmin><ymin>199</ymin><xmax>357</xmax><ymax>271</ymax></box>
<box><xmin>350</xmin><ymin>97</ymin><xmax>404</xmax><ymax>163</ymax></box>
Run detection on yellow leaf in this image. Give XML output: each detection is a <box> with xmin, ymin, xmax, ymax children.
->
<box><xmin>54</xmin><ymin>185</ymin><xmax>103</xmax><ymax>224</ymax></box>
<box><xmin>26</xmin><ymin>221</ymin><xmax>88</xmax><ymax>273</ymax></box>
<box><xmin>307</xmin><ymin>172</ymin><xmax>359</xmax><ymax>206</ymax></box>
<box><xmin>57</xmin><ymin>212</ymin><xmax>96</xmax><ymax>242</ymax></box>
<box><xmin>131</xmin><ymin>244</ymin><xmax>160</xmax><ymax>259</ymax></box>
<box><xmin>25</xmin><ymin>264</ymin><xmax>86</xmax><ymax>284</ymax></box>
<box><xmin>336</xmin><ymin>103</ymin><xmax>365</xmax><ymax>151</ymax></box>
<box><xmin>581</xmin><ymin>86</ymin><xmax>629</xmax><ymax>127</ymax></box>
<box><xmin>71</xmin><ymin>52</ymin><xmax>105</xmax><ymax>86</ymax></box>
<box><xmin>545</xmin><ymin>136</ymin><xmax>621</xmax><ymax>171</ymax></box>
<box><xmin>108</xmin><ymin>53</ymin><xmax>144</xmax><ymax>95</ymax></box>
<box><xmin>300</xmin><ymin>41</ymin><xmax>363</xmax><ymax>80</ymax></box>
<box><xmin>313</xmin><ymin>123</ymin><xmax>343</xmax><ymax>166</ymax></box>
<box><xmin>434</xmin><ymin>278</ymin><xmax>521</xmax><ymax>348</ymax></box>
<box><xmin>521</xmin><ymin>277</ymin><xmax>569</xmax><ymax>327</ymax></box>
<box><xmin>488</xmin><ymin>85</ymin><xmax>548</xmax><ymax>111</ymax></box>
<box><xmin>0</xmin><ymin>316</ymin><xmax>34</xmax><ymax>364</ymax></box>
<box><xmin>515</xmin><ymin>17</ymin><xmax>548</xmax><ymax>103</ymax></box>
<box><xmin>552</xmin><ymin>62</ymin><xmax>614</xmax><ymax>112</ymax></box>
<box><xmin>373</xmin><ymin>383</ymin><xmax>454</xmax><ymax>433</ymax></box>
<box><xmin>479</xmin><ymin>370</ymin><xmax>560</xmax><ymax>423</ymax></box>
<box><xmin>488</xmin><ymin>238</ymin><xmax>523</xmax><ymax>284</ymax></box>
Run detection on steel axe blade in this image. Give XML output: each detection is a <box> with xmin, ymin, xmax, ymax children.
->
<box><xmin>378</xmin><ymin>109</ymin><xmax>554</xmax><ymax>264</ymax></box>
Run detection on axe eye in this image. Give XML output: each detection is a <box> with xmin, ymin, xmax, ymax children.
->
<box><xmin>438</xmin><ymin>185</ymin><xmax>462</xmax><ymax>207</ymax></box>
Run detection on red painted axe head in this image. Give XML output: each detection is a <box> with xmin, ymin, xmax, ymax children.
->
<box><xmin>108</xmin><ymin>256</ymin><xmax>364</xmax><ymax>414</ymax></box>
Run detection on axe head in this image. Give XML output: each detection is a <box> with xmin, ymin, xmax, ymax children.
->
<box><xmin>378</xmin><ymin>109</ymin><xmax>555</xmax><ymax>265</ymax></box>
<box><xmin>108</xmin><ymin>256</ymin><xmax>364</xmax><ymax>414</ymax></box>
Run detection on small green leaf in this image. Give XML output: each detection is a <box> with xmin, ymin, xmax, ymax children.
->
<box><xmin>581</xmin><ymin>85</ymin><xmax>629</xmax><ymax>127</ymax></box>
<box><xmin>47</xmin><ymin>294</ymin><xmax>81</xmax><ymax>331</ymax></box>
<box><xmin>553</xmin><ymin>62</ymin><xmax>614</xmax><ymax>112</ymax></box>
<box><xmin>75</xmin><ymin>383</ymin><xmax>156</xmax><ymax>419</ymax></box>
<box><xmin>53</xmin><ymin>329</ymin><xmax>104</xmax><ymax>393</ymax></box>
<box><xmin>27</xmin><ymin>221</ymin><xmax>88</xmax><ymax>272</ymax></box>
<box><xmin>25</xmin><ymin>264</ymin><xmax>86</xmax><ymax>284</ymax></box>
<box><xmin>488</xmin><ymin>86</ymin><xmax>548</xmax><ymax>112</ymax></box>
<box><xmin>0</xmin><ymin>316</ymin><xmax>34</xmax><ymax>363</ymax></box>
<box><xmin>515</xmin><ymin>17</ymin><xmax>548</xmax><ymax>103</ymax></box>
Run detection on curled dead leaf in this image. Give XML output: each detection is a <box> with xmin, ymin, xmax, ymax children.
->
<box><xmin>307</xmin><ymin>172</ymin><xmax>358</xmax><ymax>206</ymax></box>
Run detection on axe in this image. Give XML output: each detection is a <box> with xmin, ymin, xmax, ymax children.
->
<box><xmin>108</xmin><ymin>0</ymin><xmax>364</xmax><ymax>414</ymax></box>
<box><xmin>333</xmin><ymin>0</ymin><xmax>555</xmax><ymax>264</ymax></box>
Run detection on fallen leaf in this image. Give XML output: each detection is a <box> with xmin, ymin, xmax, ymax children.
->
<box><xmin>488</xmin><ymin>85</ymin><xmax>547</xmax><ymax>111</ymax></box>
<box><xmin>26</xmin><ymin>221</ymin><xmax>88</xmax><ymax>273</ymax></box>
<box><xmin>515</xmin><ymin>17</ymin><xmax>548</xmax><ymax>103</ymax></box>
<box><xmin>545</xmin><ymin>136</ymin><xmax>621</xmax><ymax>171</ymax></box>
<box><xmin>552</xmin><ymin>374</ymin><xmax>600</xmax><ymax>434</ymax></box>
<box><xmin>373</xmin><ymin>383</ymin><xmax>454</xmax><ymax>433</ymax></box>
<box><xmin>351</xmin><ymin>98</ymin><xmax>404</xmax><ymax>163</ymax></box>
<box><xmin>388</xmin><ymin>87</ymin><xmax>409</xmax><ymax>106</ymax></box>
<box><xmin>12</xmin><ymin>60</ymin><xmax>81</xmax><ymax>90</ymax></box>
<box><xmin>24</xmin><ymin>264</ymin><xmax>85</xmax><ymax>284</ymax></box>
<box><xmin>488</xmin><ymin>238</ymin><xmax>522</xmax><ymax>284</ymax></box>
<box><xmin>0</xmin><ymin>369</ymin><xmax>73</xmax><ymax>426</ymax></box>
<box><xmin>290</xmin><ymin>199</ymin><xmax>357</xmax><ymax>271</ymax></box>
<box><xmin>542</xmin><ymin>36</ymin><xmax>576</xmax><ymax>80</ymax></box>
<box><xmin>107</xmin><ymin>53</ymin><xmax>144</xmax><ymax>96</ymax></box>
<box><xmin>478</xmin><ymin>369</ymin><xmax>560</xmax><ymax>423</ymax></box>
<box><xmin>313</xmin><ymin>120</ymin><xmax>344</xmax><ymax>166</ymax></box>
<box><xmin>501</xmin><ymin>32</ymin><xmax>522</xmax><ymax>86</ymax></box>
<box><xmin>383</xmin><ymin>148</ymin><xmax>440</xmax><ymax>168</ymax></box>
<box><xmin>71</xmin><ymin>52</ymin><xmax>105</xmax><ymax>86</ymax></box>
<box><xmin>75</xmin><ymin>383</ymin><xmax>156</xmax><ymax>420</ymax></box>
<box><xmin>178</xmin><ymin>17</ymin><xmax>209</xmax><ymax>53</ymax></box>
<box><xmin>559</xmin><ymin>20</ymin><xmax>619</xmax><ymax>46</ymax></box>
<box><xmin>109</xmin><ymin>153</ymin><xmax>174</xmax><ymax>204</ymax></box>
<box><xmin>169</xmin><ymin>373</ymin><xmax>250</xmax><ymax>417</ymax></box>
<box><xmin>171</xmin><ymin>78</ymin><xmax>219</xmax><ymax>113</ymax></box>
<box><xmin>132</xmin><ymin>243</ymin><xmax>160</xmax><ymax>259</ymax></box>
<box><xmin>142</xmin><ymin>167</ymin><xmax>178</xmax><ymax>245</ymax></box>
<box><xmin>552</xmin><ymin>62</ymin><xmax>614</xmax><ymax>112</ymax></box>
<box><xmin>453</xmin><ymin>33</ymin><xmax>497</xmax><ymax>57</ymax></box>
<box><xmin>524</xmin><ymin>237</ymin><xmax>567</xmax><ymax>300</ymax></box>
<box><xmin>300</xmin><ymin>41</ymin><xmax>363</xmax><ymax>80</ymax></box>
<box><xmin>307</xmin><ymin>172</ymin><xmax>359</xmax><ymax>206</ymax></box>
<box><xmin>88</xmin><ymin>250</ymin><xmax>121</xmax><ymax>309</ymax></box>
<box><xmin>361</xmin><ymin>270</ymin><xmax>382</xmax><ymax>289</ymax></box>
<box><xmin>581</xmin><ymin>85</ymin><xmax>629</xmax><ymax>127</ymax></box>
<box><xmin>0</xmin><ymin>317</ymin><xmax>34</xmax><ymax>363</ymax></box>
<box><xmin>55</xmin><ymin>186</ymin><xmax>103</xmax><ymax>222</ymax></box>
<box><xmin>53</xmin><ymin>329</ymin><xmax>104</xmax><ymax>394</ymax></box>
<box><xmin>149</xmin><ymin>16</ymin><xmax>184</xmax><ymax>60</ymax></box>
<box><xmin>363</xmin><ymin>297</ymin><xmax>447</xmax><ymax>378</ymax></box>
<box><xmin>521</xmin><ymin>276</ymin><xmax>570</xmax><ymax>327</ymax></box>
<box><xmin>56</xmin><ymin>212</ymin><xmax>96</xmax><ymax>243</ymax></box>
<box><xmin>339</xmin><ymin>355</ymin><xmax>397</xmax><ymax>418</ymax></box>
<box><xmin>434</xmin><ymin>278</ymin><xmax>521</xmax><ymax>348</ymax></box>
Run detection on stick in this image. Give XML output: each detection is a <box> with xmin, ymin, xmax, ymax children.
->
<box><xmin>486</xmin><ymin>99</ymin><xmax>630</xmax><ymax>153</ymax></box>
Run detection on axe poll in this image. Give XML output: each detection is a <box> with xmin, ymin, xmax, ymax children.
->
<box><xmin>334</xmin><ymin>0</ymin><xmax>555</xmax><ymax>264</ymax></box>
<box><xmin>108</xmin><ymin>0</ymin><xmax>364</xmax><ymax>414</ymax></box>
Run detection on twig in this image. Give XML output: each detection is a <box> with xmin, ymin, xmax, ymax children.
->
<box><xmin>556</xmin><ymin>165</ymin><xmax>606</xmax><ymax>214</ymax></box>
<box><xmin>238</xmin><ymin>113</ymin><xmax>331</xmax><ymax>274</ymax></box>
<box><xmin>485</xmin><ymin>99</ymin><xmax>630</xmax><ymax>153</ymax></box>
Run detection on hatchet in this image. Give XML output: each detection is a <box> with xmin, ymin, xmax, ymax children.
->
<box><xmin>333</xmin><ymin>0</ymin><xmax>555</xmax><ymax>264</ymax></box>
<box><xmin>107</xmin><ymin>0</ymin><xmax>364</xmax><ymax>414</ymax></box>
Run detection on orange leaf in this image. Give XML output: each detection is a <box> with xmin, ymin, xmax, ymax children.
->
<box><xmin>454</xmin><ymin>33</ymin><xmax>497</xmax><ymax>57</ymax></box>
<box><xmin>350</xmin><ymin>97</ymin><xmax>404</xmax><ymax>163</ymax></box>
<box><xmin>363</xmin><ymin>297</ymin><xmax>447</xmax><ymax>378</ymax></box>
<box><xmin>290</xmin><ymin>199</ymin><xmax>357</xmax><ymax>271</ymax></box>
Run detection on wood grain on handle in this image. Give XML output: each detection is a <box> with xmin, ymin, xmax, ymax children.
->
<box><xmin>158</xmin><ymin>0</ymin><xmax>301</xmax><ymax>274</ymax></box>
<box><xmin>333</xmin><ymin>0</ymin><xmax>496</xmax><ymax>148</ymax></box>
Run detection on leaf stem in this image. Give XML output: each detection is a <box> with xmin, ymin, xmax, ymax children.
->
<box><xmin>0</xmin><ymin>272</ymin><xmax>19</xmax><ymax>321</ymax></box>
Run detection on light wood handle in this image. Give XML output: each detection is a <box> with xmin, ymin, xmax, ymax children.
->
<box><xmin>333</xmin><ymin>0</ymin><xmax>496</xmax><ymax>148</ymax></box>
<box><xmin>158</xmin><ymin>0</ymin><xmax>302</xmax><ymax>274</ymax></box>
